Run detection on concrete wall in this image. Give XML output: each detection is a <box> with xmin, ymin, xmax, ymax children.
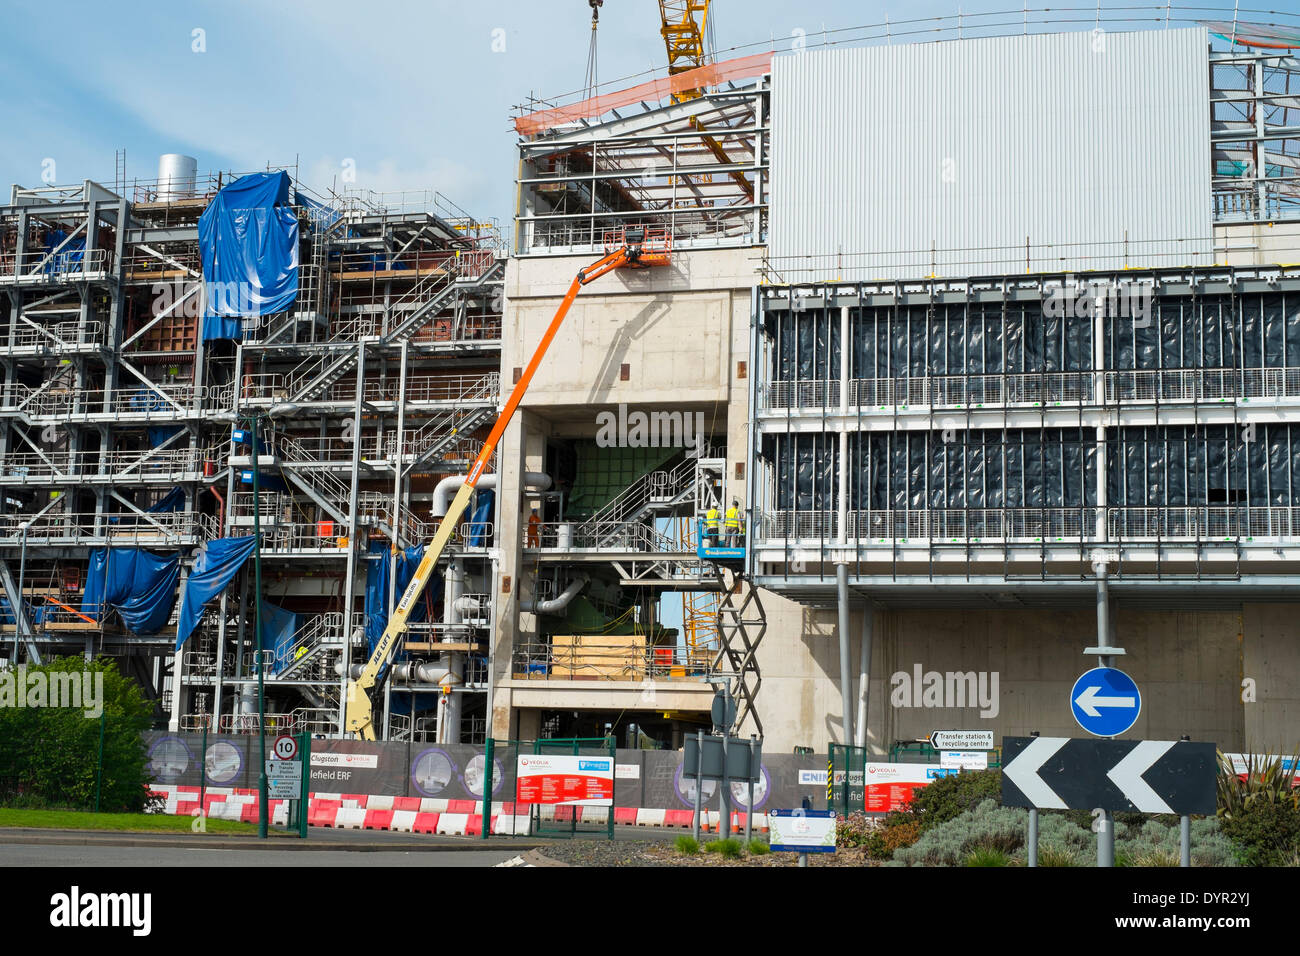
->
<box><xmin>1242</xmin><ymin>604</ymin><xmax>1300</xmax><ymax>754</ymax></box>
<box><xmin>491</xmin><ymin>248</ymin><xmax>757</xmax><ymax>740</ymax></box>
<box><xmin>748</xmin><ymin>591</ymin><xmax>1252</xmax><ymax>755</ymax></box>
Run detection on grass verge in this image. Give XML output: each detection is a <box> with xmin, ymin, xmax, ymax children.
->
<box><xmin>0</xmin><ymin>808</ymin><xmax>260</xmax><ymax>834</ymax></box>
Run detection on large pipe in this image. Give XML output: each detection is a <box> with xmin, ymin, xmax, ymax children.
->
<box><xmin>855</xmin><ymin>605</ymin><xmax>873</xmax><ymax>749</ymax></box>
<box><xmin>521</xmin><ymin>574</ymin><xmax>589</xmax><ymax>614</ymax></box>
<box><xmin>335</xmin><ymin>660</ymin><xmax>448</xmax><ymax>683</ymax></box>
<box><xmin>431</xmin><ymin>471</ymin><xmax>552</xmax><ymax>517</ymax></box>
<box><xmin>836</xmin><ymin>562</ymin><xmax>853</xmax><ymax>746</ymax></box>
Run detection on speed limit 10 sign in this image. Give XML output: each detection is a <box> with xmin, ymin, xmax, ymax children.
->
<box><xmin>273</xmin><ymin>735</ymin><xmax>298</xmax><ymax>761</ymax></box>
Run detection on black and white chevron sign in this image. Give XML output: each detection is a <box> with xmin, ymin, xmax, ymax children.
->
<box><xmin>1001</xmin><ymin>737</ymin><xmax>1217</xmax><ymax>815</ymax></box>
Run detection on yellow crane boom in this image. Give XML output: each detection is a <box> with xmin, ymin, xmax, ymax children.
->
<box><xmin>343</xmin><ymin>239</ymin><xmax>650</xmax><ymax>740</ymax></box>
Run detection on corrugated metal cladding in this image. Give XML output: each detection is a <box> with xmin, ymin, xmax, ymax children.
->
<box><xmin>768</xmin><ymin>28</ymin><xmax>1212</xmax><ymax>281</ymax></box>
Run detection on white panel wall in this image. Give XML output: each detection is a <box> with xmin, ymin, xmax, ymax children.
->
<box><xmin>769</xmin><ymin>28</ymin><xmax>1212</xmax><ymax>280</ymax></box>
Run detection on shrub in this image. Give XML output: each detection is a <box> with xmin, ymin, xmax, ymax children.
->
<box><xmin>1133</xmin><ymin>849</ymin><xmax>1179</xmax><ymax>867</ymax></box>
<box><xmin>748</xmin><ymin>839</ymin><xmax>771</xmax><ymax>856</ymax></box>
<box><xmin>704</xmin><ymin>838</ymin><xmax>743</xmax><ymax>859</ymax></box>
<box><xmin>902</xmin><ymin>769</ymin><xmax>1002</xmax><ymax>831</ymax></box>
<box><xmin>966</xmin><ymin>847</ymin><xmax>1009</xmax><ymax>866</ymax></box>
<box><xmin>0</xmin><ymin>657</ymin><xmax>154</xmax><ymax>812</ymax></box>
<box><xmin>1038</xmin><ymin>844</ymin><xmax>1082</xmax><ymax>867</ymax></box>
<box><xmin>891</xmin><ymin>799</ymin><xmax>1026</xmax><ymax>866</ymax></box>
<box><xmin>674</xmin><ymin>834</ymin><xmax>699</xmax><ymax>855</ymax></box>
<box><xmin>1219</xmin><ymin>799</ymin><xmax>1300</xmax><ymax>867</ymax></box>
<box><xmin>836</xmin><ymin>811</ymin><xmax>876</xmax><ymax>848</ymax></box>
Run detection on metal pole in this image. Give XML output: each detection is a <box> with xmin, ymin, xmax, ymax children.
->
<box><xmin>798</xmin><ymin>851</ymin><xmax>808</xmax><ymax>867</ymax></box>
<box><xmin>1096</xmin><ymin>564</ymin><xmax>1112</xmax><ymax>867</ymax></box>
<box><xmin>14</xmin><ymin>524</ymin><xmax>27</xmax><ymax>664</ymax></box>
<box><xmin>745</xmin><ymin>735</ymin><xmax>755</xmax><ymax>843</ymax></box>
<box><xmin>692</xmin><ymin>729</ymin><xmax>703</xmax><ymax>843</ymax></box>
<box><xmin>481</xmin><ymin>737</ymin><xmax>494</xmax><ymax>842</ymax></box>
<box><xmin>1180</xmin><ymin>734</ymin><xmax>1191</xmax><ymax>866</ymax></box>
<box><xmin>1028</xmin><ymin>731</ymin><xmax>1039</xmax><ymax>866</ymax></box>
<box><xmin>253</xmin><ymin>413</ymin><xmax>268</xmax><ymax>839</ymax></box>
<box><xmin>199</xmin><ymin>719</ymin><xmax>208</xmax><ymax>815</ymax></box>
<box><xmin>836</xmin><ymin>563</ymin><xmax>853</xmax><ymax>745</ymax></box>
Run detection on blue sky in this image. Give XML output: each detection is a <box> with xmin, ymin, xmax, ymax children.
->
<box><xmin>3</xmin><ymin>0</ymin><xmax>1031</xmax><ymax>229</ymax></box>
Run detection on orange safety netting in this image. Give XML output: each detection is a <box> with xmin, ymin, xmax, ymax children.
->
<box><xmin>1201</xmin><ymin>20</ymin><xmax>1300</xmax><ymax>50</ymax></box>
<box><xmin>514</xmin><ymin>51</ymin><xmax>773</xmax><ymax>136</ymax></box>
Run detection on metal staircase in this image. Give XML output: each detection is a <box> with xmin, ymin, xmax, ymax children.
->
<box><xmin>389</xmin><ymin>404</ymin><xmax>496</xmax><ymax>473</ymax></box>
<box><xmin>275</xmin><ymin>611</ymin><xmax>345</xmax><ymax>679</ymax></box>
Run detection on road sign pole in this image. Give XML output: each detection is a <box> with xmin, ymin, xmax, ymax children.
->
<box><xmin>1096</xmin><ymin>565</ymin><xmax>1113</xmax><ymax>867</ymax></box>
<box><xmin>692</xmin><ymin>730</ymin><xmax>703</xmax><ymax>843</ymax></box>
<box><xmin>481</xmin><ymin>737</ymin><xmax>494</xmax><ymax>842</ymax></box>
<box><xmin>1027</xmin><ymin>731</ymin><xmax>1039</xmax><ymax>866</ymax></box>
<box><xmin>745</xmin><ymin>736</ymin><xmax>755</xmax><ymax>843</ymax></box>
<box><xmin>1028</xmin><ymin>808</ymin><xmax>1038</xmax><ymax>866</ymax></box>
<box><xmin>1179</xmin><ymin>735</ymin><xmax>1190</xmax><ymax>866</ymax></box>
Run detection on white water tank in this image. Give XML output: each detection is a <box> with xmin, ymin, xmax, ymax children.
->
<box><xmin>156</xmin><ymin>154</ymin><xmax>198</xmax><ymax>202</ymax></box>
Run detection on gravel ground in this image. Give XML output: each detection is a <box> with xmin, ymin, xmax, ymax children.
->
<box><xmin>529</xmin><ymin>838</ymin><xmax>876</xmax><ymax>867</ymax></box>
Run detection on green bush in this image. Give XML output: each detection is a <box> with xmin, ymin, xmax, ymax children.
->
<box><xmin>966</xmin><ymin>847</ymin><xmax>1009</xmax><ymax>866</ymax></box>
<box><xmin>704</xmin><ymin>838</ymin><xmax>743</xmax><ymax>859</ymax></box>
<box><xmin>1219</xmin><ymin>799</ymin><xmax>1300</xmax><ymax>867</ymax></box>
<box><xmin>886</xmin><ymin>798</ymin><xmax>1237</xmax><ymax>867</ymax></box>
<box><xmin>674</xmin><ymin>834</ymin><xmax>700</xmax><ymax>855</ymax></box>
<box><xmin>836</xmin><ymin>811</ymin><xmax>875</xmax><ymax>848</ymax></box>
<box><xmin>747</xmin><ymin>839</ymin><xmax>771</xmax><ymax>856</ymax></box>
<box><xmin>902</xmin><ymin>769</ymin><xmax>1002</xmax><ymax>831</ymax></box>
<box><xmin>0</xmin><ymin>658</ymin><xmax>153</xmax><ymax>812</ymax></box>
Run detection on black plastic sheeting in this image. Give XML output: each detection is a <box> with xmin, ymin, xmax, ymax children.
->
<box><xmin>768</xmin><ymin>294</ymin><xmax>1300</xmax><ymax>379</ymax></box>
<box><xmin>764</xmin><ymin>424</ymin><xmax>1300</xmax><ymax>511</ymax></box>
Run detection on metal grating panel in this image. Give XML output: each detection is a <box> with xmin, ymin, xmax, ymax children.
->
<box><xmin>768</xmin><ymin>28</ymin><xmax>1212</xmax><ymax>281</ymax></box>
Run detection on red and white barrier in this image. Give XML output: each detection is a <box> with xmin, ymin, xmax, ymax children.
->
<box><xmin>147</xmin><ymin>785</ymin><xmax>768</xmax><ymax>835</ymax></box>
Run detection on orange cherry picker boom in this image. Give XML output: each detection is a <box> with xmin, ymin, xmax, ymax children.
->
<box><xmin>343</xmin><ymin>227</ymin><xmax>670</xmax><ymax>740</ymax></box>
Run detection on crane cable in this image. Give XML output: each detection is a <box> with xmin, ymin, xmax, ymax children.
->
<box><xmin>583</xmin><ymin>0</ymin><xmax>603</xmax><ymax>103</ymax></box>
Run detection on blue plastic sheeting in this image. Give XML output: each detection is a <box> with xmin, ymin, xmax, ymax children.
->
<box><xmin>239</xmin><ymin>469</ymin><xmax>289</xmax><ymax>493</ymax></box>
<box><xmin>261</xmin><ymin>601</ymin><xmax>300</xmax><ymax>675</ymax></box>
<box><xmin>175</xmin><ymin>536</ymin><xmax>258</xmax><ymax>649</ymax></box>
<box><xmin>148</xmin><ymin>487</ymin><xmax>185</xmax><ymax>513</ymax></box>
<box><xmin>467</xmin><ymin>490</ymin><xmax>493</xmax><ymax>546</ymax></box>
<box><xmin>198</xmin><ymin>171</ymin><xmax>299</xmax><ymax>341</ymax></box>
<box><xmin>81</xmin><ymin>547</ymin><xmax>181</xmax><ymax>635</ymax></box>
<box><xmin>364</xmin><ymin>540</ymin><xmax>437</xmax><ymax>657</ymax></box>
<box><xmin>294</xmin><ymin>191</ymin><xmax>342</xmax><ymax>234</ymax></box>
<box><xmin>43</xmin><ymin>229</ymin><xmax>86</xmax><ymax>273</ymax></box>
<box><xmin>147</xmin><ymin>425</ymin><xmax>184</xmax><ymax>448</ymax></box>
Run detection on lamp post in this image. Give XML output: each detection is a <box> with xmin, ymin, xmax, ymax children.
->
<box><xmin>251</xmin><ymin>411</ymin><xmax>267</xmax><ymax>839</ymax></box>
<box><xmin>227</xmin><ymin>401</ymin><xmax>298</xmax><ymax>841</ymax></box>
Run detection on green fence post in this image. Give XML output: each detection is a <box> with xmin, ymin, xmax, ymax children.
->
<box><xmin>298</xmin><ymin>732</ymin><xmax>310</xmax><ymax>839</ymax></box>
<box><xmin>481</xmin><ymin>738</ymin><xmax>494</xmax><ymax>841</ymax></box>
<box><xmin>93</xmin><ymin>710</ymin><xmax>105</xmax><ymax>812</ymax></box>
<box><xmin>199</xmin><ymin>720</ymin><xmax>208</xmax><ymax>815</ymax></box>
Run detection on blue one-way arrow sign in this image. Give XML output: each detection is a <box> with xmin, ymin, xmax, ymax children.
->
<box><xmin>1071</xmin><ymin>666</ymin><xmax>1141</xmax><ymax>737</ymax></box>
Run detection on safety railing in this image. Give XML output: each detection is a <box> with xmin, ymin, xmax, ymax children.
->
<box><xmin>524</xmin><ymin>520</ymin><xmax>677</xmax><ymax>552</ymax></box>
<box><xmin>256</xmin><ymin>521</ymin><xmax>354</xmax><ymax>554</ymax></box>
<box><xmin>0</xmin><ymin>510</ymin><xmax>216</xmax><ymax>543</ymax></box>
<box><xmin>764</xmin><ymin>368</ymin><xmax>1300</xmax><ymax>412</ymax></box>
<box><xmin>0</xmin><ymin>247</ymin><xmax>114</xmax><ymax>282</ymax></box>
<box><xmin>274</xmin><ymin>611</ymin><xmax>345</xmax><ymax>673</ymax></box>
<box><xmin>218</xmin><ymin>712</ymin><xmax>305</xmax><ymax>735</ymax></box>
<box><xmin>3</xmin><ymin>382</ymin><xmax>229</xmax><ymax>419</ymax></box>
<box><xmin>6</xmin><ymin>319</ymin><xmax>104</xmax><ymax>350</ymax></box>
<box><xmin>0</xmin><ymin>447</ymin><xmax>210</xmax><ymax>482</ymax></box>
<box><xmin>323</xmin><ymin>371</ymin><xmax>499</xmax><ymax>406</ymax></box>
<box><xmin>511</xmin><ymin>638</ymin><xmax>711</xmax><ymax>682</ymax></box>
<box><xmin>754</xmin><ymin>506</ymin><xmax>1300</xmax><ymax>544</ymax></box>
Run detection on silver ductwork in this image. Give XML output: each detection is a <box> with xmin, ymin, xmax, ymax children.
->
<box><xmin>521</xmin><ymin>574</ymin><xmax>589</xmax><ymax>614</ymax></box>
<box><xmin>335</xmin><ymin>661</ymin><xmax>449</xmax><ymax>683</ymax></box>
<box><xmin>431</xmin><ymin>471</ymin><xmax>552</xmax><ymax>517</ymax></box>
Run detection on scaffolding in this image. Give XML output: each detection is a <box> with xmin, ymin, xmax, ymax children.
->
<box><xmin>0</xmin><ymin>162</ymin><xmax>504</xmax><ymax>743</ymax></box>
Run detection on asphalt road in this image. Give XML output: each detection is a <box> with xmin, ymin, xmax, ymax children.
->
<box><xmin>0</xmin><ymin>843</ymin><xmax>521</xmax><ymax>867</ymax></box>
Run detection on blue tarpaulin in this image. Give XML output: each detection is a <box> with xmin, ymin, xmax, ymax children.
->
<box><xmin>467</xmin><ymin>490</ymin><xmax>493</xmax><ymax>546</ymax></box>
<box><xmin>148</xmin><ymin>487</ymin><xmax>185</xmax><ymax>513</ymax></box>
<box><xmin>198</xmin><ymin>171</ymin><xmax>299</xmax><ymax>341</ymax></box>
<box><xmin>261</xmin><ymin>600</ymin><xmax>300</xmax><ymax>675</ymax></box>
<box><xmin>81</xmin><ymin>547</ymin><xmax>181</xmax><ymax>635</ymax></box>
<box><xmin>294</xmin><ymin>191</ymin><xmax>342</xmax><ymax>234</ymax></box>
<box><xmin>175</xmin><ymin>535</ymin><xmax>258</xmax><ymax>649</ymax></box>
<box><xmin>364</xmin><ymin>540</ymin><xmax>437</xmax><ymax>658</ymax></box>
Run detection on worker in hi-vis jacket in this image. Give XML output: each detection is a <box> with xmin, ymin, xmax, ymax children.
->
<box><xmin>724</xmin><ymin>500</ymin><xmax>742</xmax><ymax>547</ymax></box>
<box><xmin>704</xmin><ymin>505</ymin><xmax>720</xmax><ymax>547</ymax></box>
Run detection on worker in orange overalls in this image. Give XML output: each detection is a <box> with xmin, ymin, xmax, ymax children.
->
<box><xmin>526</xmin><ymin>508</ymin><xmax>541</xmax><ymax>547</ymax></box>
